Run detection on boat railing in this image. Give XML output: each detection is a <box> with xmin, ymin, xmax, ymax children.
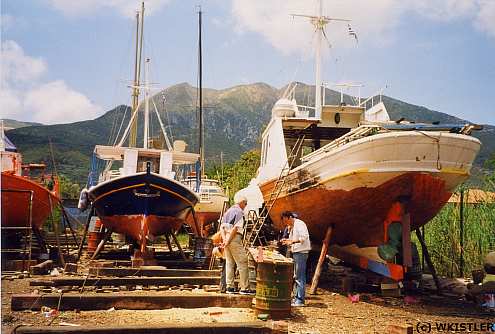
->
<box><xmin>359</xmin><ymin>87</ymin><xmax>386</xmax><ymax>110</ymax></box>
<box><xmin>301</xmin><ymin>125</ymin><xmax>382</xmax><ymax>162</ymax></box>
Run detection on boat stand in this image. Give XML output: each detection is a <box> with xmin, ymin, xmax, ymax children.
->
<box><xmin>90</xmin><ymin>228</ymin><xmax>113</xmax><ymax>260</ymax></box>
<box><xmin>415</xmin><ymin>228</ymin><xmax>442</xmax><ymax>293</ymax></box>
<box><xmin>309</xmin><ymin>225</ymin><xmax>333</xmax><ymax>294</ymax></box>
<box><xmin>76</xmin><ymin>206</ymin><xmax>94</xmax><ymax>261</ymax></box>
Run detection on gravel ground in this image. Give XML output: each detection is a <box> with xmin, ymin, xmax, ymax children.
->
<box><xmin>2</xmin><ymin>273</ymin><xmax>494</xmax><ymax>333</ymax></box>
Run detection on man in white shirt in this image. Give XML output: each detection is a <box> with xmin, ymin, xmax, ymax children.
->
<box><xmin>281</xmin><ymin>211</ymin><xmax>311</xmax><ymax>306</ymax></box>
<box><xmin>220</xmin><ymin>194</ymin><xmax>254</xmax><ymax>295</ymax></box>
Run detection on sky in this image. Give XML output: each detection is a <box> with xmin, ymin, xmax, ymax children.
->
<box><xmin>1</xmin><ymin>0</ymin><xmax>494</xmax><ymax>125</ymax></box>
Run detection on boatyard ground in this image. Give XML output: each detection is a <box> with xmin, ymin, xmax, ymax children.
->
<box><xmin>2</xmin><ymin>274</ymin><xmax>493</xmax><ymax>333</ymax></box>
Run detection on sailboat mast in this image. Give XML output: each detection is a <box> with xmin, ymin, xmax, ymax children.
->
<box><xmin>198</xmin><ymin>8</ymin><xmax>204</xmax><ymax>179</ymax></box>
<box><xmin>130</xmin><ymin>2</ymin><xmax>145</xmax><ymax>147</ymax></box>
<box><xmin>143</xmin><ymin>58</ymin><xmax>150</xmax><ymax>149</ymax></box>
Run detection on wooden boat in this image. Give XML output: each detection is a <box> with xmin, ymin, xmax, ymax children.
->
<box><xmin>81</xmin><ymin>5</ymin><xmax>199</xmax><ymax>253</ymax></box>
<box><xmin>1</xmin><ymin>122</ymin><xmax>60</xmax><ymax>230</ymax></box>
<box><xmin>246</xmin><ymin>2</ymin><xmax>481</xmax><ymax>251</ymax></box>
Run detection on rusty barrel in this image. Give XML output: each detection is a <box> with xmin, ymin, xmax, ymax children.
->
<box><xmin>87</xmin><ymin>218</ymin><xmax>103</xmax><ymax>255</ymax></box>
<box><xmin>255</xmin><ymin>261</ymin><xmax>293</xmax><ymax>319</ymax></box>
<box><xmin>193</xmin><ymin>237</ymin><xmax>213</xmax><ymax>269</ymax></box>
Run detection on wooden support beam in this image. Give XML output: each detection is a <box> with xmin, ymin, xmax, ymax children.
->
<box><xmin>29</xmin><ymin>260</ymin><xmax>53</xmax><ymax>276</ymax></box>
<box><xmin>415</xmin><ymin>228</ymin><xmax>441</xmax><ymax>294</ymax></box>
<box><xmin>401</xmin><ymin>213</ymin><xmax>412</xmax><ymax>267</ymax></box>
<box><xmin>88</xmin><ymin>267</ymin><xmax>221</xmax><ymax>277</ymax></box>
<box><xmin>11</xmin><ymin>293</ymin><xmax>253</xmax><ymax>311</ymax></box>
<box><xmin>29</xmin><ymin>276</ymin><xmax>220</xmax><ymax>287</ymax></box>
<box><xmin>12</xmin><ymin>322</ymin><xmax>287</xmax><ymax>334</ymax></box>
<box><xmin>309</xmin><ymin>226</ymin><xmax>332</xmax><ymax>295</ymax></box>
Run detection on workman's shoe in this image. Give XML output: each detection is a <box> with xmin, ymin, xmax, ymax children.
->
<box><xmin>226</xmin><ymin>287</ymin><xmax>238</xmax><ymax>294</ymax></box>
<box><xmin>239</xmin><ymin>289</ymin><xmax>256</xmax><ymax>295</ymax></box>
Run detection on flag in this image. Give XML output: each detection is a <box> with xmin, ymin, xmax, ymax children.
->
<box><xmin>348</xmin><ymin>24</ymin><xmax>358</xmax><ymax>43</ymax></box>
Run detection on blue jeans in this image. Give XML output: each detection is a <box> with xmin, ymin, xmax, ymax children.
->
<box><xmin>293</xmin><ymin>252</ymin><xmax>308</xmax><ymax>304</ymax></box>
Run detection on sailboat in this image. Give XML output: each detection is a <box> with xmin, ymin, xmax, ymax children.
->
<box><xmin>81</xmin><ymin>4</ymin><xmax>200</xmax><ymax>255</ymax></box>
<box><xmin>245</xmin><ymin>2</ymin><xmax>481</xmax><ymax>270</ymax></box>
<box><xmin>183</xmin><ymin>8</ymin><xmax>228</xmax><ymax>237</ymax></box>
<box><xmin>1</xmin><ymin>120</ymin><xmax>60</xmax><ymax>250</ymax></box>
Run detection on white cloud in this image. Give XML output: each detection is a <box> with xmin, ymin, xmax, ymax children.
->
<box><xmin>0</xmin><ymin>40</ymin><xmax>103</xmax><ymax>124</ymax></box>
<box><xmin>475</xmin><ymin>0</ymin><xmax>495</xmax><ymax>37</ymax></box>
<box><xmin>24</xmin><ymin>81</ymin><xmax>102</xmax><ymax>124</ymax></box>
<box><xmin>1</xmin><ymin>40</ymin><xmax>46</xmax><ymax>85</ymax></box>
<box><xmin>230</xmin><ymin>0</ymin><xmax>495</xmax><ymax>56</ymax></box>
<box><xmin>46</xmin><ymin>0</ymin><xmax>172</xmax><ymax>18</ymax></box>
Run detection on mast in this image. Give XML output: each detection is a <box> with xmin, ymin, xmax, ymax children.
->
<box><xmin>292</xmin><ymin>0</ymin><xmax>350</xmax><ymax>120</ymax></box>
<box><xmin>143</xmin><ymin>58</ymin><xmax>150</xmax><ymax>149</ymax></box>
<box><xmin>129</xmin><ymin>2</ymin><xmax>145</xmax><ymax>147</ymax></box>
<box><xmin>315</xmin><ymin>0</ymin><xmax>323</xmax><ymax>120</ymax></box>
<box><xmin>198</xmin><ymin>8</ymin><xmax>204</xmax><ymax>180</ymax></box>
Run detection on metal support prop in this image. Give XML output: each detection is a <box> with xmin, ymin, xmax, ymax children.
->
<box><xmin>171</xmin><ymin>231</ymin><xmax>187</xmax><ymax>261</ymax></box>
<box><xmin>48</xmin><ymin>195</ymin><xmax>65</xmax><ymax>267</ymax></box>
<box><xmin>77</xmin><ymin>206</ymin><xmax>94</xmax><ymax>261</ymax></box>
<box><xmin>309</xmin><ymin>225</ymin><xmax>333</xmax><ymax>294</ymax></box>
<box><xmin>164</xmin><ymin>233</ymin><xmax>174</xmax><ymax>252</ymax></box>
<box><xmin>415</xmin><ymin>228</ymin><xmax>441</xmax><ymax>294</ymax></box>
<box><xmin>90</xmin><ymin>228</ymin><xmax>113</xmax><ymax>260</ymax></box>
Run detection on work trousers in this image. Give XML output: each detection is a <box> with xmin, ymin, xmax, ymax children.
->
<box><xmin>225</xmin><ymin>234</ymin><xmax>249</xmax><ymax>290</ymax></box>
<box><xmin>293</xmin><ymin>251</ymin><xmax>308</xmax><ymax>304</ymax></box>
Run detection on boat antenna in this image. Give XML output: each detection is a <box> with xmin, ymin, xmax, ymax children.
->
<box><xmin>291</xmin><ymin>0</ymin><xmax>350</xmax><ymax>119</ymax></box>
<box><xmin>197</xmin><ymin>6</ymin><xmax>204</xmax><ymax>181</ymax></box>
<box><xmin>129</xmin><ymin>2</ymin><xmax>145</xmax><ymax>147</ymax></box>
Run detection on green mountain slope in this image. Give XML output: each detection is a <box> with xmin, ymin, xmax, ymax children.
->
<box><xmin>1</xmin><ymin>119</ymin><xmax>42</xmax><ymax>130</ymax></box>
<box><xmin>6</xmin><ymin>82</ymin><xmax>494</xmax><ymax>184</ymax></box>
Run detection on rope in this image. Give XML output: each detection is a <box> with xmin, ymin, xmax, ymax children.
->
<box><xmin>415</xmin><ymin>131</ymin><xmax>442</xmax><ymax>170</ymax></box>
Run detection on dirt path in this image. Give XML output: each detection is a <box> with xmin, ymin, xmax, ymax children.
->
<box><xmin>2</xmin><ymin>275</ymin><xmax>493</xmax><ymax>333</ymax></box>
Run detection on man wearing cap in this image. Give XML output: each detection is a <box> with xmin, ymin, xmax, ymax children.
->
<box><xmin>220</xmin><ymin>194</ymin><xmax>254</xmax><ymax>295</ymax></box>
<box><xmin>281</xmin><ymin>211</ymin><xmax>311</xmax><ymax>306</ymax></box>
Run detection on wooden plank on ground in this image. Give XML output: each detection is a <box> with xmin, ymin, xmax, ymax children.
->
<box><xmin>30</xmin><ymin>260</ymin><xmax>53</xmax><ymax>275</ymax></box>
<box><xmin>30</xmin><ymin>276</ymin><xmax>220</xmax><ymax>287</ymax></box>
<box><xmin>13</xmin><ymin>322</ymin><xmax>287</xmax><ymax>334</ymax></box>
<box><xmin>11</xmin><ymin>293</ymin><xmax>253</xmax><ymax>311</ymax></box>
<box><xmin>88</xmin><ymin>267</ymin><xmax>220</xmax><ymax>277</ymax></box>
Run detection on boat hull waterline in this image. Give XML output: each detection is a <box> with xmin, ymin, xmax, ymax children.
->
<box><xmin>88</xmin><ymin>172</ymin><xmax>199</xmax><ymax>249</ymax></box>
<box><xmin>259</xmin><ymin>131</ymin><xmax>481</xmax><ymax>246</ymax></box>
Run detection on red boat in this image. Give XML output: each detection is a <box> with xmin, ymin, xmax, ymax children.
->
<box><xmin>1</xmin><ymin>125</ymin><xmax>59</xmax><ymax>231</ymax></box>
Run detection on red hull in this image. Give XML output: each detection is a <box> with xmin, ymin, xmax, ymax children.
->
<box><xmin>1</xmin><ymin>173</ymin><xmax>59</xmax><ymax>229</ymax></box>
<box><xmin>101</xmin><ymin>214</ymin><xmax>184</xmax><ymax>243</ymax></box>
<box><xmin>261</xmin><ymin>172</ymin><xmax>451</xmax><ymax>247</ymax></box>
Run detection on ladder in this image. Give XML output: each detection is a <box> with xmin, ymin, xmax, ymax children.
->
<box><xmin>243</xmin><ymin>134</ymin><xmax>306</xmax><ymax>247</ymax></box>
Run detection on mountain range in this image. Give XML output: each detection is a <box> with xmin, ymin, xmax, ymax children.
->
<box><xmin>5</xmin><ymin>82</ymin><xmax>494</xmax><ymax>184</ymax></box>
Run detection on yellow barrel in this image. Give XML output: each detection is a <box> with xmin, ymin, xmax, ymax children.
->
<box><xmin>255</xmin><ymin>261</ymin><xmax>293</xmax><ymax>319</ymax></box>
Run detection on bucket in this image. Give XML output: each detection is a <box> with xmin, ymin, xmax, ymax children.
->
<box><xmin>87</xmin><ymin>231</ymin><xmax>102</xmax><ymax>255</ymax></box>
<box><xmin>255</xmin><ymin>261</ymin><xmax>293</xmax><ymax>319</ymax></box>
<box><xmin>193</xmin><ymin>237</ymin><xmax>213</xmax><ymax>269</ymax></box>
